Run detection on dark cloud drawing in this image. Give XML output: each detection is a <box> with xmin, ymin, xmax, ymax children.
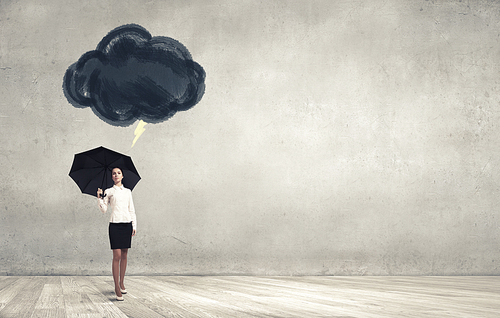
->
<box><xmin>63</xmin><ymin>24</ymin><xmax>206</xmax><ymax>127</ymax></box>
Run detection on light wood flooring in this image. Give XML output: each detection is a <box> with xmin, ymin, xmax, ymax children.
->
<box><xmin>0</xmin><ymin>276</ymin><xmax>498</xmax><ymax>317</ymax></box>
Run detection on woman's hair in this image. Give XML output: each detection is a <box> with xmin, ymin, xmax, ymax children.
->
<box><xmin>111</xmin><ymin>167</ymin><xmax>124</xmax><ymax>176</ymax></box>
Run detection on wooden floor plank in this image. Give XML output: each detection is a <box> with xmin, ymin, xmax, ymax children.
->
<box><xmin>0</xmin><ymin>277</ymin><xmax>25</xmax><ymax>312</ymax></box>
<box><xmin>319</xmin><ymin>276</ymin><xmax>498</xmax><ymax>317</ymax></box>
<box><xmin>30</xmin><ymin>280</ymin><xmax>66</xmax><ymax>318</ymax></box>
<box><xmin>132</xmin><ymin>276</ymin><xmax>268</xmax><ymax>317</ymax></box>
<box><xmin>60</xmin><ymin>276</ymin><xmax>103</xmax><ymax>318</ymax></box>
<box><xmin>119</xmin><ymin>276</ymin><xmax>208</xmax><ymax>318</ymax></box>
<box><xmin>0</xmin><ymin>276</ymin><xmax>46</xmax><ymax>318</ymax></box>
<box><xmin>0</xmin><ymin>277</ymin><xmax>18</xmax><ymax>292</ymax></box>
<box><xmin>206</xmin><ymin>276</ymin><xmax>374</xmax><ymax>317</ymax></box>
<box><xmin>294</xmin><ymin>276</ymin><xmax>500</xmax><ymax>317</ymax></box>
<box><xmin>89</xmin><ymin>276</ymin><xmax>165</xmax><ymax>318</ymax></box>
<box><xmin>73</xmin><ymin>276</ymin><xmax>128</xmax><ymax>318</ymax></box>
<box><xmin>0</xmin><ymin>276</ymin><xmax>498</xmax><ymax>317</ymax></box>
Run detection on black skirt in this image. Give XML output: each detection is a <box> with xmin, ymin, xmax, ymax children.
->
<box><xmin>108</xmin><ymin>222</ymin><xmax>133</xmax><ymax>249</ymax></box>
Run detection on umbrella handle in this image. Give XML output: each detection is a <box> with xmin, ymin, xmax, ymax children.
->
<box><xmin>97</xmin><ymin>188</ymin><xmax>107</xmax><ymax>199</ymax></box>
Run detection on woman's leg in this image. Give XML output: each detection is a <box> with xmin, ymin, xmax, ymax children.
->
<box><xmin>112</xmin><ymin>249</ymin><xmax>122</xmax><ymax>297</ymax></box>
<box><xmin>119</xmin><ymin>248</ymin><xmax>128</xmax><ymax>290</ymax></box>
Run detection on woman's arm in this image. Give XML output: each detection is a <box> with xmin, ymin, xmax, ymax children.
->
<box><xmin>128</xmin><ymin>191</ymin><xmax>137</xmax><ymax>236</ymax></box>
<box><xmin>97</xmin><ymin>188</ymin><xmax>109</xmax><ymax>213</ymax></box>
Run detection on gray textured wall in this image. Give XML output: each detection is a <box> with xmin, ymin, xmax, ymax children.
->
<box><xmin>1</xmin><ymin>0</ymin><xmax>499</xmax><ymax>275</ymax></box>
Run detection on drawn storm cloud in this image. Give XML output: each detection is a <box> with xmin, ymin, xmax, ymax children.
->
<box><xmin>63</xmin><ymin>24</ymin><xmax>206</xmax><ymax>127</ymax></box>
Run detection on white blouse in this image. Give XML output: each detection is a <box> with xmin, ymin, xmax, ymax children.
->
<box><xmin>98</xmin><ymin>185</ymin><xmax>137</xmax><ymax>230</ymax></box>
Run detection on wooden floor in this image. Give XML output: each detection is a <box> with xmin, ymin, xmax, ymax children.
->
<box><xmin>0</xmin><ymin>276</ymin><xmax>498</xmax><ymax>317</ymax></box>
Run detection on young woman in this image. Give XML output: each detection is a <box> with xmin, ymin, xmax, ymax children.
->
<box><xmin>97</xmin><ymin>167</ymin><xmax>137</xmax><ymax>301</ymax></box>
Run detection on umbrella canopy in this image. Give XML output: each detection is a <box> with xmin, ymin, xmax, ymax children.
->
<box><xmin>69</xmin><ymin>146</ymin><xmax>141</xmax><ymax>197</ymax></box>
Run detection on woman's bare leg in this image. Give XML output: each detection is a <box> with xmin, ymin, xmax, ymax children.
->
<box><xmin>112</xmin><ymin>249</ymin><xmax>122</xmax><ymax>297</ymax></box>
<box><xmin>119</xmin><ymin>248</ymin><xmax>128</xmax><ymax>290</ymax></box>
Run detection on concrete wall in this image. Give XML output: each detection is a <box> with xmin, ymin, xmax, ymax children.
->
<box><xmin>1</xmin><ymin>0</ymin><xmax>499</xmax><ymax>275</ymax></box>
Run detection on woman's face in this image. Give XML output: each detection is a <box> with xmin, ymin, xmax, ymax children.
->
<box><xmin>112</xmin><ymin>168</ymin><xmax>123</xmax><ymax>185</ymax></box>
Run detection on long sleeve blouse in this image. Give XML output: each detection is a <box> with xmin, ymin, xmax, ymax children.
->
<box><xmin>98</xmin><ymin>185</ymin><xmax>137</xmax><ymax>230</ymax></box>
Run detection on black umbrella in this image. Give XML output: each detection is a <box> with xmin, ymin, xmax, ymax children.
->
<box><xmin>69</xmin><ymin>146</ymin><xmax>141</xmax><ymax>197</ymax></box>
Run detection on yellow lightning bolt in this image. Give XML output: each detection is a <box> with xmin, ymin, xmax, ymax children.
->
<box><xmin>131</xmin><ymin>120</ymin><xmax>148</xmax><ymax>148</ymax></box>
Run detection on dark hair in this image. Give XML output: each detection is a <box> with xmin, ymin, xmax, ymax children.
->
<box><xmin>111</xmin><ymin>167</ymin><xmax>124</xmax><ymax>176</ymax></box>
